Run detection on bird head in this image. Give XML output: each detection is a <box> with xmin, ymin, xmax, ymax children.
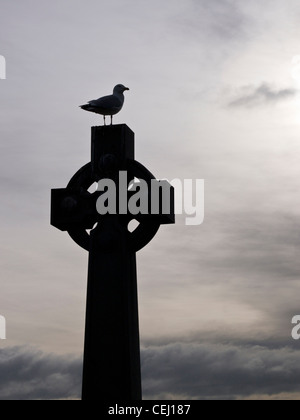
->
<box><xmin>114</xmin><ymin>84</ymin><xmax>130</xmax><ymax>95</ymax></box>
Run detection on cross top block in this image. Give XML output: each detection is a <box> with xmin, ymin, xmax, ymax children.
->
<box><xmin>51</xmin><ymin>124</ymin><xmax>175</xmax><ymax>253</ymax></box>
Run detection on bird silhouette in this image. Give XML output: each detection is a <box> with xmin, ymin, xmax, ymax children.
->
<box><xmin>80</xmin><ymin>84</ymin><xmax>129</xmax><ymax>125</ymax></box>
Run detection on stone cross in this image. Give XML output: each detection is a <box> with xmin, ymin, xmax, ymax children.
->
<box><xmin>51</xmin><ymin>124</ymin><xmax>175</xmax><ymax>400</ymax></box>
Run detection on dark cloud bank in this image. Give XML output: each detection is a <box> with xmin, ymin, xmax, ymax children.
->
<box><xmin>1</xmin><ymin>338</ymin><xmax>300</xmax><ymax>400</ymax></box>
<box><xmin>0</xmin><ymin>347</ymin><xmax>82</xmax><ymax>400</ymax></box>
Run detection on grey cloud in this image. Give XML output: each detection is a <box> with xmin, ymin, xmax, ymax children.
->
<box><xmin>3</xmin><ymin>339</ymin><xmax>300</xmax><ymax>400</ymax></box>
<box><xmin>196</xmin><ymin>0</ymin><xmax>247</xmax><ymax>40</ymax></box>
<box><xmin>0</xmin><ymin>347</ymin><xmax>82</xmax><ymax>400</ymax></box>
<box><xmin>228</xmin><ymin>83</ymin><xmax>297</xmax><ymax>108</ymax></box>
<box><xmin>151</xmin><ymin>207</ymin><xmax>300</xmax><ymax>343</ymax></box>
<box><xmin>206</xmin><ymin>210</ymin><xmax>300</xmax><ymax>320</ymax></box>
<box><xmin>204</xmin><ymin>211</ymin><xmax>300</xmax><ymax>281</ymax></box>
<box><xmin>174</xmin><ymin>0</ymin><xmax>249</xmax><ymax>43</ymax></box>
<box><xmin>142</xmin><ymin>339</ymin><xmax>300</xmax><ymax>400</ymax></box>
<box><xmin>167</xmin><ymin>209</ymin><xmax>300</xmax><ymax>287</ymax></box>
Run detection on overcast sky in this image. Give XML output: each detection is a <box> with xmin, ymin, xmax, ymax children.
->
<box><xmin>2</xmin><ymin>0</ymin><xmax>300</xmax><ymax>400</ymax></box>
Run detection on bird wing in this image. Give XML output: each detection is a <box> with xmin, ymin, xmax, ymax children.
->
<box><xmin>88</xmin><ymin>95</ymin><xmax>122</xmax><ymax>109</ymax></box>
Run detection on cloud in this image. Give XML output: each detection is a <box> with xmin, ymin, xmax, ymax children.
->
<box><xmin>142</xmin><ymin>339</ymin><xmax>300</xmax><ymax>400</ymax></box>
<box><xmin>228</xmin><ymin>83</ymin><xmax>297</xmax><ymax>108</ymax></box>
<box><xmin>238</xmin><ymin>392</ymin><xmax>300</xmax><ymax>400</ymax></box>
<box><xmin>174</xmin><ymin>0</ymin><xmax>249</xmax><ymax>44</ymax></box>
<box><xmin>2</xmin><ymin>336</ymin><xmax>300</xmax><ymax>400</ymax></box>
<box><xmin>0</xmin><ymin>347</ymin><xmax>82</xmax><ymax>400</ymax></box>
<box><xmin>196</xmin><ymin>0</ymin><xmax>248</xmax><ymax>41</ymax></box>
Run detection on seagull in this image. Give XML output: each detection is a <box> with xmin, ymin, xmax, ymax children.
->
<box><xmin>80</xmin><ymin>84</ymin><xmax>129</xmax><ymax>125</ymax></box>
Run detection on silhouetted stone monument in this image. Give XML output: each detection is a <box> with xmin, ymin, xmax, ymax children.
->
<box><xmin>51</xmin><ymin>124</ymin><xmax>175</xmax><ymax>400</ymax></box>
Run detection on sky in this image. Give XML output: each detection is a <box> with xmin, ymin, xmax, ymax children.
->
<box><xmin>1</xmin><ymin>0</ymin><xmax>300</xmax><ymax>400</ymax></box>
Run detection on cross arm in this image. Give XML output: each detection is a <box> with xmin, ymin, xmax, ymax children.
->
<box><xmin>51</xmin><ymin>188</ymin><xmax>98</xmax><ymax>232</ymax></box>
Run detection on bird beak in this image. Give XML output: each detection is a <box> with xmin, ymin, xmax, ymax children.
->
<box><xmin>125</xmin><ymin>87</ymin><xmax>130</xmax><ymax>91</ymax></box>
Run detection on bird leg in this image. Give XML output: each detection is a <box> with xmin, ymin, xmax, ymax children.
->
<box><xmin>103</xmin><ymin>116</ymin><xmax>106</xmax><ymax>126</ymax></box>
<box><xmin>110</xmin><ymin>115</ymin><xmax>113</xmax><ymax>126</ymax></box>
